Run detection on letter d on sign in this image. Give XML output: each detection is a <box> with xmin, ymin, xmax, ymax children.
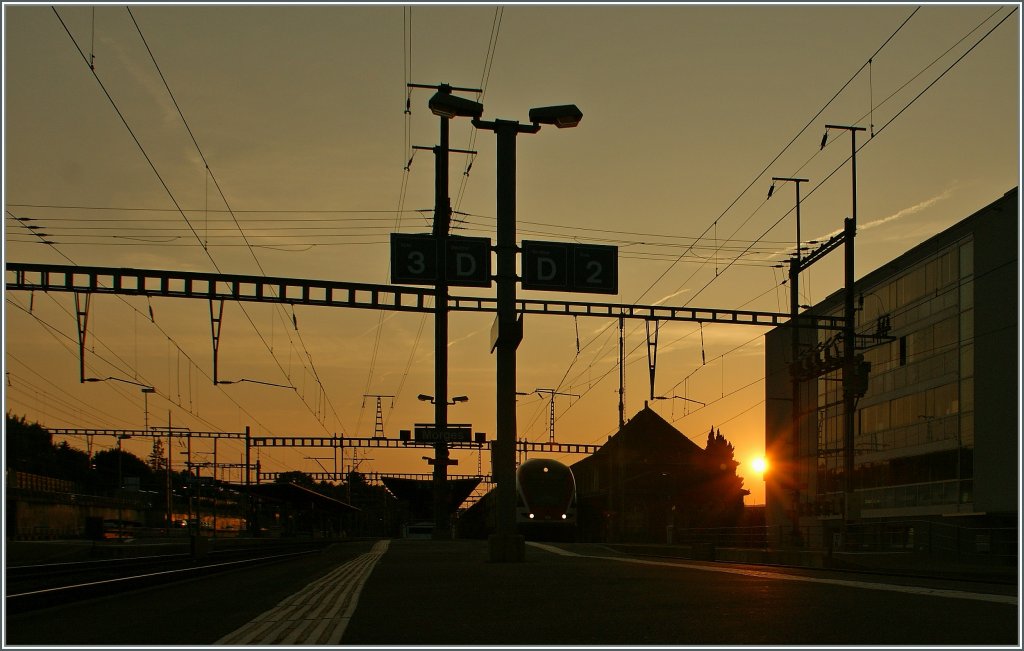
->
<box><xmin>537</xmin><ymin>257</ymin><xmax>557</xmax><ymax>281</ymax></box>
<box><xmin>455</xmin><ymin>252</ymin><xmax>476</xmax><ymax>277</ymax></box>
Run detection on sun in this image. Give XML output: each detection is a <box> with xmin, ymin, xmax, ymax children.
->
<box><xmin>751</xmin><ymin>456</ymin><xmax>768</xmax><ymax>474</ymax></box>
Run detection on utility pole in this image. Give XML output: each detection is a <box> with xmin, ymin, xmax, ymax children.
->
<box><xmin>823</xmin><ymin>124</ymin><xmax>865</xmax><ymax>547</ymax></box>
<box><xmin>410</xmin><ymin>82</ymin><xmax>482</xmax><ymax>540</ymax></box>
<box><xmin>166</xmin><ymin>411</ymin><xmax>173</xmax><ymax>533</ymax></box>
<box><xmin>362</xmin><ymin>394</ymin><xmax>394</xmax><ymax>439</ymax></box>
<box><xmin>529</xmin><ymin>388</ymin><xmax>580</xmax><ymax>443</ymax></box>
<box><xmin>618</xmin><ymin>316</ymin><xmax>626</xmax><ymax>430</ymax></box>
<box><xmin>771</xmin><ymin>175</ymin><xmax>809</xmax><ymax>544</ymax></box>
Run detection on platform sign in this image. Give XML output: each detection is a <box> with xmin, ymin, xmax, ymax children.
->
<box><xmin>390</xmin><ymin>233</ymin><xmax>491</xmax><ymax>287</ymax></box>
<box><xmin>445</xmin><ymin>236</ymin><xmax>491</xmax><ymax>288</ymax></box>
<box><xmin>520</xmin><ymin>241</ymin><xmax>571</xmax><ymax>291</ymax></box>
<box><xmin>414</xmin><ymin>424</ymin><xmax>473</xmax><ymax>443</ymax></box>
<box><xmin>391</xmin><ymin>233</ymin><xmax>437</xmax><ymax>285</ymax></box>
<box><xmin>521</xmin><ymin>240</ymin><xmax>617</xmax><ymax>294</ymax></box>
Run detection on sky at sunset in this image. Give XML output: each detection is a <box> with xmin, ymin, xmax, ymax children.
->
<box><xmin>4</xmin><ymin>3</ymin><xmax>1020</xmax><ymax>506</ymax></box>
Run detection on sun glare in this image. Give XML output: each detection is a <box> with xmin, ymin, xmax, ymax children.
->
<box><xmin>751</xmin><ymin>457</ymin><xmax>767</xmax><ymax>474</ymax></box>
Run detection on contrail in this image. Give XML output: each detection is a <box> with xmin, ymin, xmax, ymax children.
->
<box><xmin>814</xmin><ymin>188</ymin><xmax>955</xmax><ymax>241</ymax></box>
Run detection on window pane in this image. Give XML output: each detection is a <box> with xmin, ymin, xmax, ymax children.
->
<box><xmin>959</xmin><ymin>240</ymin><xmax>974</xmax><ymax>278</ymax></box>
<box><xmin>960</xmin><ymin>343</ymin><xmax>974</xmax><ymax>379</ymax></box>
<box><xmin>960</xmin><ymin>308</ymin><xmax>974</xmax><ymax>341</ymax></box>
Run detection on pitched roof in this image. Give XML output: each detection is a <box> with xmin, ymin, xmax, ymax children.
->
<box><xmin>571</xmin><ymin>403</ymin><xmax>702</xmax><ymax>473</ymax></box>
<box><xmin>380</xmin><ymin>476</ymin><xmax>482</xmax><ymax>518</ymax></box>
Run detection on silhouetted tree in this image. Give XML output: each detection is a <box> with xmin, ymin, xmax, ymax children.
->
<box><xmin>53</xmin><ymin>441</ymin><xmax>92</xmax><ymax>487</ymax></box>
<box><xmin>91</xmin><ymin>448</ymin><xmax>153</xmax><ymax>491</ymax></box>
<box><xmin>5</xmin><ymin>412</ymin><xmax>55</xmax><ymax>474</ymax></box>
<box><xmin>148</xmin><ymin>438</ymin><xmax>168</xmax><ymax>473</ymax></box>
<box><xmin>695</xmin><ymin>427</ymin><xmax>749</xmax><ymax>527</ymax></box>
<box><xmin>275</xmin><ymin>470</ymin><xmax>316</xmax><ymax>488</ymax></box>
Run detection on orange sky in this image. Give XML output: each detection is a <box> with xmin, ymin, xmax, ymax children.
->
<box><xmin>4</xmin><ymin>4</ymin><xmax>1020</xmax><ymax>505</ymax></box>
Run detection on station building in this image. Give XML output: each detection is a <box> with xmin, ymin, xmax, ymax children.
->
<box><xmin>764</xmin><ymin>187</ymin><xmax>1018</xmax><ymax>556</ymax></box>
<box><xmin>571</xmin><ymin>404</ymin><xmax>750</xmax><ymax>543</ymax></box>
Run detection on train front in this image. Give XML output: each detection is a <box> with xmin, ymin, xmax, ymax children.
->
<box><xmin>515</xmin><ymin>459</ymin><xmax>577</xmax><ymax>540</ymax></box>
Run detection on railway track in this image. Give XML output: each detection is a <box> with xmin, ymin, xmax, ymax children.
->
<box><xmin>6</xmin><ymin>539</ymin><xmax>338</xmax><ymax>614</ymax></box>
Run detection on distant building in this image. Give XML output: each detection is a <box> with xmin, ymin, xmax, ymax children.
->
<box><xmin>571</xmin><ymin>404</ymin><xmax>748</xmax><ymax>543</ymax></box>
<box><xmin>764</xmin><ymin>188</ymin><xmax>1018</xmax><ymax>555</ymax></box>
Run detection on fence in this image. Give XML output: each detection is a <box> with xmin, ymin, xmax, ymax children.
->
<box><xmin>672</xmin><ymin>519</ymin><xmax>1017</xmax><ymax>566</ymax></box>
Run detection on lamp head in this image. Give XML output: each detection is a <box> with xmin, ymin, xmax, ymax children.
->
<box><xmin>528</xmin><ymin>104</ymin><xmax>583</xmax><ymax>128</ymax></box>
<box><xmin>428</xmin><ymin>91</ymin><xmax>484</xmax><ymax>119</ymax></box>
<box><xmin>417</xmin><ymin>394</ymin><xmax>433</xmax><ymax>402</ymax></box>
<box><xmin>452</xmin><ymin>395</ymin><xmax>469</xmax><ymax>403</ymax></box>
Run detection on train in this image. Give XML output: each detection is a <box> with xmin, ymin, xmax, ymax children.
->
<box><xmin>457</xmin><ymin>458</ymin><xmax>577</xmax><ymax>542</ymax></box>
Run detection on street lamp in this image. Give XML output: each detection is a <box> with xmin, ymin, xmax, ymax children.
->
<box><xmin>473</xmin><ymin>102</ymin><xmax>582</xmax><ymax>562</ymax></box>
<box><xmin>141</xmin><ymin>386</ymin><xmax>155</xmax><ymax>430</ymax></box>
<box><xmin>417</xmin><ymin>394</ymin><xmax>469</xmax><ymax>405</ymax></box>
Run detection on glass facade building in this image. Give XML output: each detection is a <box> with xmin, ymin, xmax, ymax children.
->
<box><xmin>764</xmin><ymin>188</ymin><xmax>1017</xmax><ymax>551</ymax></box>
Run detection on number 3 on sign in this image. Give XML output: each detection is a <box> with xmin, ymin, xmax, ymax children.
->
<box><xmin>407</xmin><ymin>251</ymin><xmax>426</xmax><ymax>275</ymax></box>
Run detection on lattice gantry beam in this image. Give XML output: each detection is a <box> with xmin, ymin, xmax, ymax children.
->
<box><xmin>249</xmin><ymin>436</ymin><xmax>486</xmax><ymax>450</ymax></box>
<box><xmin>48</xmin><ymin>428</ymin><xmax>248</xmax><ymax>439</ymax></box>
<box><xmin>257</xmin><ymin>471</ymin><xmax>492</xmax><ymax>483</ymax></box>
<box><xmin>517</xmin><ymin>441</ymin><xmax>602</xmax><ymax>454</ymax></box>
<box><xmin>448</xmin><ymin>295</ymin><xmax>829</xmax><ymax>328</ymax></box>
<box><xmin>5</xmin><ymin>262</ymin><xmax>846</xmax><ymax>330</ymax></box>
<box><xmin>5</xmin><ymin>263</ymin><xmax>435</xmax><ymax>313</ymax></box>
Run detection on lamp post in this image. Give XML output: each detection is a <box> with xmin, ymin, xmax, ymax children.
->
<box><xmin>473</xmin><ymin>103</ymin><xmax>582</xmax><ymax>562</ymax></box>
<box><xmin>418</xmin><ymin>392</ymin><xmax>469</xmax><ymax>521</ymax></box>
<box><xmin>141</xmin><ymin>386</ymin><xmax>155</xmax><ymax>430</ymax></box>
<box><xmin>412</xmin><ymin>82</ymin><xmax>483</xmax><ymax>540</ymax></box>
<box><xmin>822</xmin><ymin>124</ymin><xmax>866</xmax><ymax>543</ymax></box>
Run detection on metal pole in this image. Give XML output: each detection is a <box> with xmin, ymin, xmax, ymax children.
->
<box><xmin>492</xmin><ymin>120</ymin><xmax>526</xmax><ymax>562</ymax></box>
<box><xmin>187</xmin><ymin>430</ymin><xmax>193</xmax><ymax>534</ymax></box>
<box><xmin>825</xmin><ymin>124</ymin><xmax>864</xmax><ymax>545</ymax></box>
<box><xmin>117</xmin><ymin>434</ymin><xmax>123</xmax><ymax>534</ymax></box>
<box><xmin>213</xmin><ymin>438</ymin><xmax>218</xmax><ymax>536</ymax></box>
<box><xmin>432</xmin><ymin>103</ymin><xmax>452</xmax><ymax>540</ymax></box>
<box><xmin>842</xmin><ymin>216</ymin><xmax>856</xmax><ymax>539</ymax></box>
<box><xmin>783</xmin><ymin>177</ymin><xmax>808</xmax><ymax>544</ymax></box>
<box><xmin>789</xmin><ymin>256</ymin><xmax>801</xmax><ymax>542</ymax></box>
<box><xmin>618</xmin><ymin>316</ymin><xmax>625</xmax><ymax>430</ymax></box>
<box><xmin>166</xmin><ymin>412</ymin><xmax>172</xmax><ymax>534</ymax></box>
<box><xmin>244</xmin><ymin>425</ymin><xmax>251</xmax><ymax>535</ymax></box>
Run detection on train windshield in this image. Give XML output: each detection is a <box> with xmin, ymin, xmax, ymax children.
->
<box><xmin>518</xmin><ymin>462</ymin><xmax>574</xmax><ymax>507</ymax></box>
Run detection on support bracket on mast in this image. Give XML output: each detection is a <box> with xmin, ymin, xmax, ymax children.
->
<box><xmin>646</xmin><ymin>318</ymin><xmax>660</xmax><ymax>401</ymax></box>
<box><xmin>210</xmin><ymin>299</ymin><xmax>225</xmax><ymax>385</ymax></box>
<box><xmin>74</xmin><ymin>292</ymin><xmax>91</xmax><ymax>383</ymax></box>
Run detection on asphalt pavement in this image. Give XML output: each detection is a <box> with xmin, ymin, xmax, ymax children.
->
<box><xmin>341</xmin><ymin>539</ymin><xmax>1019</xmax><ymax>646</ymax></box>
<box><xmin>3</xmin><ymin>538</ymin><xmax>1018</xmax><ymax>646</ymax></box>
